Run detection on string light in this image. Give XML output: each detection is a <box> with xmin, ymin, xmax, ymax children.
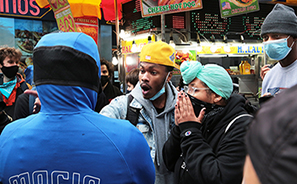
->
<box><xmin>131</xmin><ymin>40</ymin><xmax>137</xmax><ymax>52</ymax></box>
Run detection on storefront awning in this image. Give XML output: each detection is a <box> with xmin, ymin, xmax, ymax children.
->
<box><xmin>35</xmin><ymin>0</ymin><xmax>129</xmax><ymax>21</ymax></box>
<box><xmin>259</xmin><ymin>0</ymin><xmax>297</xmax><ymax>6</ymax></box>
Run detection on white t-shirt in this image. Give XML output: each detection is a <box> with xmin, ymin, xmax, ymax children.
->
<box><xmin>261</xmin><ymin>60</ymin><xmax>297</xmax><ymax>96</ymax></box>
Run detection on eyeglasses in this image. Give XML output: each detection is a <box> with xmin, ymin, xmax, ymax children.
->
<box><xmin>184</xmin><ymin>86</ymin><xmax>209</xmax><ymax>96</ymax></box>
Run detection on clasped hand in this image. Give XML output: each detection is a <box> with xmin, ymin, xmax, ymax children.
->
<box><xmin>175</xmin><ymin>91</ymin><xmax>205</xmax><ymax>126</ymax></box>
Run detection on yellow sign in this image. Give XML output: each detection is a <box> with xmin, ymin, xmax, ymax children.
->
<box><xmin>197</xmin><ymin>45</ymin><xmax>264</xmax><ymax>54</ymax></box>
<box><xmin>122</xmin><ymin>35</ymin><xmax>156</xmax><ymax>54</ymax></box>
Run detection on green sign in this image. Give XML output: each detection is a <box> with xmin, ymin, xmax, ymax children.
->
<box><xmin>140</xmin><ymin>0</ymin><xmax>202</xmax><ymax>17</ymax></box>
<box><xmin>219</xmin><ymin>0</ymin><xmax>260</xmax><ymax>18</ymax></box>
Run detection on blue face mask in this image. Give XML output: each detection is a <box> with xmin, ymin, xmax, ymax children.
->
<box><xmin>149</xmin><ymin>73</ymin><xmax>170</xmax><ymax>101</ymax></box>
<box><xmin>263</xmin><ymin>36</ymin><xmax>295</xmax><ymax>61</ymax></box>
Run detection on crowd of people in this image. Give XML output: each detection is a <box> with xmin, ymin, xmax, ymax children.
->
<box><xmin>0</xmin><ymin>3</ymin><xmax>297</xmax><ymax>184</ymax></box>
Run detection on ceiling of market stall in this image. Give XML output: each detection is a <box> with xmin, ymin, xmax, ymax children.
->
<box><xmin>35</xmin><ymin>0</ymin><xmax>132</xmax><ymax>21</ymax></box>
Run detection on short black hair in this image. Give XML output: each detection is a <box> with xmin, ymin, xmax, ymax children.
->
<box><xmin>100</xmin><ymin>58</ymin><xmax>114</xmax><ymax>77</ymax></box>
<box><xmin>126</xmin><ymin>68</ymin><xmax>140</xmax><ymax>87</ymax></box>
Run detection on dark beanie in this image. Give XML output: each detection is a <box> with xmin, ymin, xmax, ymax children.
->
<box><xmin>261</xmin><ymin>3</ymin><xmax>297</xmax><ymax>37</ymax></box>
<box><xmin>245</xmin><ymin>84</ymin><xmax>297</xmax><ymax>184</ymax></box>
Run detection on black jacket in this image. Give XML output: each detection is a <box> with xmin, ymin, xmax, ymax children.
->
<box><xmin>162</xmin><ymin>94</ymin><xmax>253</xmax><ymax>184</ymax></box>
<box><xmin>103</xmin><ymin>82</ymin><xmax>122</xmax><ymax>103</ymax></box>
<box><xmin>0</xmin><ymin>110</ymin><xmax>12</xmax><ymax>134</ymax></box>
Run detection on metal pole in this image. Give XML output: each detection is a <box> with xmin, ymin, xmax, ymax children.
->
<box><xmin>114</xmin><ymin>0</ymin><xmax>125</xmax><ymax>92</ymax></box>
<box><xmin>115</xmin><ymin>0</ymin><xmax>119</xmax><ymax>47</ymax></box>
<box><xmin>161</xmin><ymin>14</ymin><xmax>165</xmax><ymax>41</ymax></box>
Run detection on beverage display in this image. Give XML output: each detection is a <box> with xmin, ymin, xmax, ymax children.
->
<box><xmin>242</xmin><ymin>60</ymin><xmax>251</xmax><ymax>74</ymax></box>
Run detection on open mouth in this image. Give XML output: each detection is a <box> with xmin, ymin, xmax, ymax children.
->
<box><xmin>140</xmin><ymin>84</ymin><xmax>151</xmax><ymax>95</ymax></box>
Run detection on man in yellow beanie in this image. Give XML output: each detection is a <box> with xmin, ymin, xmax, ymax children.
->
<box><xmin>100</xmin><ymin>41</ymin><xmax>179</xmax><ymax>184</ymax></box>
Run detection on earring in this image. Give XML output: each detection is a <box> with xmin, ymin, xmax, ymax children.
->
<box><xmin>214</xmin><ymin>98</ymin><xmax>220</xmax><ymax>103</ymax></box>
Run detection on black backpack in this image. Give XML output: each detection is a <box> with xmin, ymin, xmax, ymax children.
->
<box><xmin>125</xmin><ymin>94</ymin><xmax>140</xmax><ymax>126</ymax></box>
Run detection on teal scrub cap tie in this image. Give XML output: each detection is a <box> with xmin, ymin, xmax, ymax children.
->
<box><xmin>180</xmin><ymin>61</ymin><xmax>233</xmax><ymax>99</ymax></box>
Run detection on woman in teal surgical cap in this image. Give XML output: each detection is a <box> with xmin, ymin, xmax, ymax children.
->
<box><xmin>163</xmin><ymin>61</ymin><xmax>254</xmax><ymax>184</ymax></box>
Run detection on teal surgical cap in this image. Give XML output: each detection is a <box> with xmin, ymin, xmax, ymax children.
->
<box><xmin>180</xmin><ymin>61</ymin><xmax>233</xmax><ymax>99</ymax></box>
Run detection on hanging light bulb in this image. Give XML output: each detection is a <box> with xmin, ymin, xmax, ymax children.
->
<box><xmin>196</xmin><ymin>33</ymin><xmax>202</xmax><ymax>52</ymax></box>
<box><xmin>131</xmin><ymin>40</ymin><xmax>137</xmax><ymax>53</ymax></box>
<box><xmin>112</xmin><ymin>56</ymin><xmax>118</xmax><ymax>65</ymax></box>
<box><xmin>210</xmin><ymin>34</ymin><xmax>216</xmax><ymax>43</ymax></box>
<box><xmin>222</xmin><ymin>34</ymin><xmax>230</xmax><ymax>53</ymax></box>
<box><xmin>119</xmin><ymin>30</ymin><xmax>125</xmax><ymax>38</ymax></box>
<box><xmin>210</xmin><ymin>34</ymin><xmax>217</xmax><ymax>53</ymax></box>
<box><xmin>169</xmin><ymin>30</ymin><xmax>175</xmax><ymax>48</ymax></box>
<box><xmin>240</xmin><ymin>34</ymin><xmax>245</xmax><ymax>43</ymax></box>
<box><xmin>148</xmin><ymin>36</ymin><xmax>152</xmax><ymax>43</ymax></box>
<box><xmin>169</xmin><ymin>39</ymin><xmax>175</xmax><ymax>48</ymax></box>
<box><xmin>197</xmin><ymin>45</ymin><xmax>203</xmax><ymax>52</ymax></box>
<box><xmin>223</xmin><ymin>35</ymin><xmax>228</xmax><ymax>44</ymax></box>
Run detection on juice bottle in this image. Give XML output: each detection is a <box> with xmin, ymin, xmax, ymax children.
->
<box><xmin>243</xmin><ymin>60</ymin><xmax>251</xmax><ymax>74</ymax></box>
<box><xmin>239</xmin><ymin>61</ymin><xmax>244</xmax><ymax>74</ymax></box>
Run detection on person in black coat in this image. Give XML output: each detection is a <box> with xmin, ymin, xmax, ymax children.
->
<box><xmin>163</xmin><ymin>61</ymin><xmax>253</xmax><ymax>184</ymax></box>
<box><xmin>244</xmin><ymin>84</ymin><xmax>297</xmax><ymax>184</ymax></box>
<box><xmin>100</xmin><ymin>58</ymin><xmax>122</xmax><ymax>102</ymax></box>
<box><xmin>0</xmin><ymin>101</ymin><xmax>12</xmax><ymax>134</ymax></box>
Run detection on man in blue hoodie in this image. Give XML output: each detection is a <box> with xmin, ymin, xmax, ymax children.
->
<box><xmin>0</xmin><ymin>32</ymin><xmax>155</xmax><ymax>184</ymax></box>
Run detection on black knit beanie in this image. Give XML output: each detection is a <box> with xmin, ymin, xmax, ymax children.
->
<box><xmin>261</xmin><ymin>3</ymin><xmax>297</xmax><ymax>37</ymax></box>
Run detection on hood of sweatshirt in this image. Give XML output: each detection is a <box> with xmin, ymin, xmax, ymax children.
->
<box><xmin>33</xmin><ymin>32</ymin><xmax>100</xmax><ymax>113</ymax></box>
<box><xmin>131</xmin><ymin>81</ymin><xmax>178</xmax><ymax>173</ymax></box>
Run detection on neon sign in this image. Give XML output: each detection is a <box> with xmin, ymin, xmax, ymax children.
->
<box><xmin>0</xmin><ymin>0</ymin><xmax>51</xmax><ymax>19</ymax></box>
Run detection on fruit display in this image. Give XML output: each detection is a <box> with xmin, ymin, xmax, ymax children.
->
<box><xmin>175</xmin><ymin>50</ymin><xmax>196</xmax><ymax>66</ymax></box>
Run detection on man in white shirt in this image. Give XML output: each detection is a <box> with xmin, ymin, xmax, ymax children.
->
<box><xmin>260</xmin><ymin>4</ymin><xmax>297</xmax><ymax>97</ymax></box>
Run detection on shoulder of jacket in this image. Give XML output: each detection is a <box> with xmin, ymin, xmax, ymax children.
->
<box><xmin>129</xmin><ymin>96</ymin><xmax>143</xmax><ymax>109</ymax></box>
<box><xmin>225</xmin><ymin>114</ymin><xmax>253</xmax><ymax>133</ymax></box>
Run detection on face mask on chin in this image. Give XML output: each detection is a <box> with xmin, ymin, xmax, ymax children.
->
<box><xmin>263</xmin><ymin>36</ymin><xmax>295</xmax><ymax>61</ymax></box>
<box><xmin>1</xmin><ymin>65</ymin><xmax>19</xmax><ymax>79</ymax></box>
<box><xmin>149</xmin><ymin>72</ymin><xmax>170</xmax><ymax>101</ymax></box>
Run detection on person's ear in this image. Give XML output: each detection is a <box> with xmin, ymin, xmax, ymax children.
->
<box><xmin>292</xmin><ymin>37</ymin><xmax>297</xmax><ymax>44</ymax></box>
<box><xmin>167</xmin><ymin>72</ymin><xmax>173</xmax><ymax>82</ymax></box>
<box><xmin>213</xmin><ymin>94</ymin><xmax>222</xmax><ymax>103</ymax></box>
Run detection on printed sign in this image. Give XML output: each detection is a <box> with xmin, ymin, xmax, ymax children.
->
<box><xmin>140</xmin><ymin>0</ymin><xmax>203</xmax><ymax>17</ymax></box>
<box><xmin>14</xmin><ymin>19</ymin><xmax>58</xmax><ymax>56</ymax></box>
<box><xmin>196</xmin><ymin>44</ymin><xmax>264</xmax><ymax>54</ymax></box>
<box><xmin>75</xmin><ymin>17</ymin><xmax>98</xmax><ymax>44</ymax></box>
<box><xmin>47</xmin><ymin>0</ymin><xmax>77</xmax><ymax>32</ymax></box>
<box><xmin>219</xmin><ymin>0</ymin><xmax>260</xmax><ymax>18</ymax></box>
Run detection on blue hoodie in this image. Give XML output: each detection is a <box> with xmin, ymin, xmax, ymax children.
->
<box><xmin>0</xmin><ymin>32</ymin><xmax>155</xmax><ymax>184</ymax></box>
